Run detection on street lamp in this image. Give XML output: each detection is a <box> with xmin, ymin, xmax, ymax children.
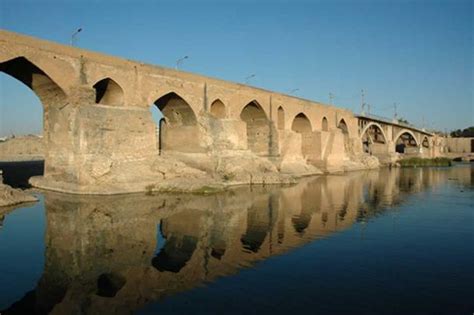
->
<box><xmin>244</xmin><ymin>74</ymin><xmax>255</xmax><ymax>84</ymax></box>
<box><xmin>70</xmin><ymin>28</ymin><xmax>82</xmax><ymax>46</ymax></box>
<box><xmin>175</xmin><ymin>55</ymin><xmax>189</xmax><ymax>70</ymax></box>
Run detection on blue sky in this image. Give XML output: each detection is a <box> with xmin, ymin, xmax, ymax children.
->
<box><xmin>0</xmin><ymin>0</ymin><xmax>472</xmax><ymax>136</ymax></box>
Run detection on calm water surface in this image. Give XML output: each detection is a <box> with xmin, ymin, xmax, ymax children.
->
<box><xmin>0</xmin><ymin>165</ymin><xmax>473</xmax><ymax>314</ymax></box>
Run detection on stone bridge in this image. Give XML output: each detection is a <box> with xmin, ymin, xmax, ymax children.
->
<box><xmin>0</xmin><ymin>30</ymin><xmax>444</xmax><ymax>194</ymax></box>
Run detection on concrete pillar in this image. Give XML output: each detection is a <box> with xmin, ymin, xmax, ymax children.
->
<box><xmin>385</xmin><ymin>125</ymin><xmax>395</xmax><ymax>154</ymax></box>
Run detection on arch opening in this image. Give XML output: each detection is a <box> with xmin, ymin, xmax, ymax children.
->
<box><xmin>210</xmin><ymin>99</ymin><xmax>226</xmax><ymax>119</ymax></box>
<box><xmin>395</xmin><ymin>131</ymin><xmax>419</xmax><ymax>154</ymax></box>
<box><xmin>291</xmin><ymin>113</ymin><xmax>314</xmax><ymax>158</ymax></box>
<box><xmin>93</xmin><ymin>78</ymin><xmax>124</xmax><ymax>106</ymax></box>
<box><xmin>277</xmin><ymin>106</ymin><xmax>285</xmax><ymax>130</ymax></box>
<box><xmin>291</xmin><ymin>113</ymin><xmax>312</xmax><ymax>133</ymax></box>
<box><xmin>152</xmin><ymin>218</ymin><xmax>198</xmax><ymax>273</ymax></box>
<box><xmin>338</xmin><ymin>119</ymin><xmax>349</xmax><ymax>135</ymax></box>
<box><xmin>0</xmin><ymin>57</ymin><xmax>67</xmax><ymax>185</ymax></box>
<box><xmin>240</xmin><ymin>199</ymin><xmax>275</xmax><ymax>253</ymax></box>
<box><xmin>240</xmin><ymin>101</ymin><xmax>271</xmax><ymax>156</ymax></box>
<box><xmin>422</xmin><ymin>136</ymin><xmax>430</xmax><ymax>148</ymax></box>
<box><xmin>151</xmin><ymin>92</ymin><xmax>201</xmax><ymax>154</ymax></box>
<box><xmin>322</xmin><ymin>117</ymin><xmax>328</xmax><ymax>132</ymax></box>
<box><xmin>361</xmin><ymin>123</ymin><xmax>386</xmax><ymax>154</ymax></box>
<box><xmin>0</xmin><ymin>57</ymin><xmax>66</xmax><ymax>105</ymax></box>
<box><xmin>338</xmin><ymin>118</ymin><xmax>352</xmax><ymax>154</ymax></box>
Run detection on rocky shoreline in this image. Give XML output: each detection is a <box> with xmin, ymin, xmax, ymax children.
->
<box><xmin>0</xmin><ymin>170</ymin><xmax>38</xmax><ymax>207</ymax></box>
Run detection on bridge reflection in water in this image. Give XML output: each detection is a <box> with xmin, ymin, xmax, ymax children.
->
<box><xmin>3</xmin><ymin>166</ymin><xmax>472</xmax><ymax>314</ymax></box>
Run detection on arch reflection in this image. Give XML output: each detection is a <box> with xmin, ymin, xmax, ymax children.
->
<box><xmin>2</xmin><ymin>166</ymin><xmax>470</xmax><ymax>314</ymax></box>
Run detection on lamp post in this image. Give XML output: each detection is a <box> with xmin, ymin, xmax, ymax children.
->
<box><xmin>70</xmin><ymin>28</ymin><xmax>82</xmax><ymax>46</ymax></box>
<box><xmin>175</xmin><ymin>55</ymin><xmax>189</xmax><ymax>70</ymax></box>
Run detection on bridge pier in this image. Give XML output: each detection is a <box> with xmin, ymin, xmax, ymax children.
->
<box><xmin>31</xmin><ymin>85</ymin><xmax>164</xmax><ymax>193</ymax></box>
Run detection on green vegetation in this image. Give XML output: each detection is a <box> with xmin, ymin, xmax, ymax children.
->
<box><xmin>399</xmin><ymin>157</ymin><xmax>452</xmax><ymax>167</ymax></box>
<box><xmin>222</xmin><ymin>172</ymin><xmax>236</xmax><ymax>182</ymax></box>
<box><xmin>450</xmin><ymin>126</ymin><xmax>474</xmax><ymax>138</ymax></box>
<box><xmin>397</xmin><ymin>118</ymin><xmax>410</xmax><ymax>124</ymax></box>
<box><xmin>143</xmin><ymin>184</ymin><xmax>224</xmax><ymax>195</ymax></box>
<box><xmin>191</xmin><ymin>185</ymin><xmax>223</xmax><ymax>195</ymax></box>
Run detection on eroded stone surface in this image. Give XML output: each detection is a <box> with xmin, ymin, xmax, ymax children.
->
<box><xmin>0</xmin><ymin>182</ymin><xmax>37</xmax><ymax>207</ymax></box>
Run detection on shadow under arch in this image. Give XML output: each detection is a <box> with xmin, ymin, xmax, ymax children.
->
<box><xmin>240</xmin><ymin>196</ymin><xmax>278</xmax><ymax>253</ymax></box>
<box><xmin>152</xmin><ymin>217</ymin><xmax>199</xmax><ymax>273</ymax></box>
<box><xmin>240</xmin><ymin>100</ymin><xmax>272</xmax><ymax>156</ymax></box>
<box><xmin>93</xmin><ymin>77</ymin><xmax>124</xmax><ymax>106</ymax></box>
<box><xmin>322</xmin><ymin>116</ymin><xmax>328</xmax><ymax>131</ymax></box>
<box><xmin>337</xmin><ymin>118</ymin><xmax>349</xmax><ymax>135</ymax></box>
<box><xmin>291</xmin><ymin>113</ymin><xmax>314</xmax><ymax>158</ymax></box>
<box><xmin>152</xmin><ymin>234</ymin><xmax>198</xmax><ymax>273</ymax></box>
<box><xmin>291</xmin><ymin>113</ymin><xmax>312</xmax><ymax>133</ymax></box>
<box><xmin>0</xmin><ymin>56</ymin><xmax>66</xmax><ymax>105</ymax></box>
<box><xmin>277</xmin><ymin>106</ymin><xmax>285</xmax><ymax>130</ymax></box>
<box><xmin>421</xmin><ymin>135</ymin><xmax>430</xmax><ymax>148</ymax></box>
<box><xmin>210</xmin><ymin>99</ymin><xmax>226</xmax><ymax>119</ymax></box>
<box><xmin>395</xmin><ymin>130</ymin><xmax>419</xmax><ymax>154</ymax></box>
<box><xmin>151</xmin><ymin>92</ymin><xmax>202</xmax><ymax>153</ymax></box>
<box><xmin>337</xmin><ymin>118</ymin><xmax>352</xmax><ymax>154</ymax></box>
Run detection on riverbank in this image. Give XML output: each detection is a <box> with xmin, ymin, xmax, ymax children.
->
<box><xmin>0</xmin><ymin>182</ymin><xmax>38</xmax><ymax>207</ymax></box>
<box><xmin>399</xmin><ymin>157</ymin><xmax>452</xmax><ymax>167</ymax></box>
<box><xmin>0</xmin><ymin>153</ymin><xmax>379</xmax><ymax>195</ymax></box>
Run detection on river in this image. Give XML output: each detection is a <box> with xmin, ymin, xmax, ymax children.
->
<box><xmin>0</xmin><ymin>164</ymin><xmax>472</xmax><ymax>314</ymax></box>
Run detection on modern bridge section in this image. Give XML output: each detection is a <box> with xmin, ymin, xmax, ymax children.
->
<box><xmin>356</xmin><ymin>114</ymin><xmax>442</xmax><ymax>161</ymax></box>
<box><xmin>0</xmin><ymin>30</ymin><xmax>443</xmax><ymax>193</ymax></box>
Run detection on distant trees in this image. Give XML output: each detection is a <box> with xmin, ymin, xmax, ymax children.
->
<box><xmin>450</xmin><ymin>126</ymin><xmax>474</xmax><ymax>137</ymax></box>
<box><xmin>398</xmin><ymin>118</ymin><xmax>409</xmax><ymax>124</ymax></box>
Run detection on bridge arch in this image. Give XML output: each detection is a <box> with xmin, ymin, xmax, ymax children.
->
<box><xmin>360</xmin><ymin>122</ymin><xmax>387</xmax><ymax>142</ymax></box>
<box><xmin>93</xmin><ymin>77</ymin><xmax>124</xmax><ymax>106</ymax></box>
<box><xmin>394</xmin><ymin>129</ymin><xmax>419</xmax><ymax>154</ymax></box>
<box><xmin>360</xmin><ymin>122</ymin><xmax>387</xmax><ymax>154</ymax></box>
<box><xmin>291</xmin><ymin>113</ymin><xmax>312</xmax><ymax>133</ymax></box>
<box><xmin>337</xmin><ymin>118</ymin><xmax>354</xmax><ymax>153</ymax></box>
<box><xmin>291</xmin><ymin>113</ymin><xmax>314</xmax><ymax>158</ymax></box>
<box><xmin>152</xmin><ymin>92</ymin><xmax>201</xmax><ymax>153</ymax></box>
<box><xmin>240</xmin><ymin>100</ymin><xmax>271</xmax><ymax>155</ymax></box>
<box><xmin>0</xmin><ymin>56</ymin><xmax>70</xmax><ymax>180</ymax></box>
<box><xmin>277</xmin><ymin>106</ymin><xmax>285</xmax><ymax>130</ymax></box>
<box><xmin>338</xmin><ymin>118</ymin><xmax>349</xmax><ymax>135</ymax></box>
<box><xmin>421</xmin><ymin>135</ymin><xmax>430</xmax><ymax>148</ymax></box>
<box><xmin>0</xmin><ymin>56</ymin><xmax>66</xmax><ymax>105</ymax></box>
<box><xmin>0</xmin><ymin>48</ymin><xmax>75</xmax><ymax>92</ymax></box>
<box><xmin>322</xmin><ymin>117</ymin><xmax>329</xmax><ymax>131</ymax></box>
<box><xmin>394</xmin><ymin>129</ymin><xmax>419</xmax><ymax>146</ymax></box>
<box><xmin>210</xmin><ymin>99</ymin><xmax>226</xmax><ymax>119</ymax></box>
<box><xmin>237</xmin><ymin>96</ymin><xmax>269</xmax><ymax>120</ymax></box>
